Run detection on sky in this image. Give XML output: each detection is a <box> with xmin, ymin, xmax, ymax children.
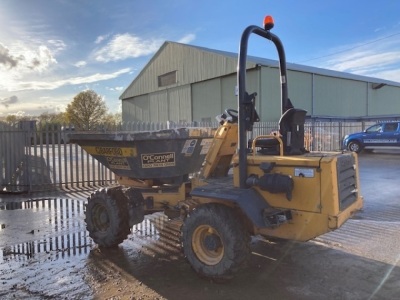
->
<box><xmin>1</xmin><ymin>0</ymin><xmax>400</xmax><ymax>118</ymax></box>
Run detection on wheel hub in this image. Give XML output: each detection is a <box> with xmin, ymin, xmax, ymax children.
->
<box><xmin>204</xmin><ymin>234</ymin><xmax>222</xmax><ymax>251</ymax></box>
<box><xmin>192</xmin><ymin>225</ymin><xmax>224</xmax><ymax>265</ymax></box>
<box><xmin>99</xmin><ymin>211</ymin><xmax>109</xmax><ymax>224</ymax></box>
<box><xmin>93</xmin><ymin>204</ymin><xmax>110</xmax><ymax>231</ymax></box>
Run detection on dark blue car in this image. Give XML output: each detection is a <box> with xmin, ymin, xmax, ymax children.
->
<box><xmin>343</xmin><ymin>122</ymin><xmax>400</xmax><ymax>153</ymax></box>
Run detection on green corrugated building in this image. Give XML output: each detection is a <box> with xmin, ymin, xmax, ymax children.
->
<box><xmin>120</xmin><ymin>41</ymin><xmax>400</xmax><ymax>122</ymax></box>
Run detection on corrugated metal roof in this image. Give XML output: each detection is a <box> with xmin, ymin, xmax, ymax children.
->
<box><xmin>187</xmin><ymin>43</ymin><xmax>400</xmax><ymax>87</ymax></box>
<box><xmin>120</xmin><ymin>41</ymin><xmax>400</xmax><ymax>100</ymax></box>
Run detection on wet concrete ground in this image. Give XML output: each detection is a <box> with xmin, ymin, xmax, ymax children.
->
<box><xmin>1</xmin><ymin>150</ymin><xmax>400</xmax><ymax>299</ymax></box>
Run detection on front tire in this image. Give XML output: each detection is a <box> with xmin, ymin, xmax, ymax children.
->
<box><xmin>348</xmin><ymin>141</ymin><xmax>362</xmax><ymax>153</ymax></box>
<box><xmin>85</xmin><ymin>188</ymin><xmax>130</xmax><ymax>247</ymax></box>
<box><xmin>181</xmin><ymin>204</ymin><xmax>250</xmax><ymax>280</ymax></box>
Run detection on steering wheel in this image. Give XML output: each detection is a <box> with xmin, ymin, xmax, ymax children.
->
<box><xmin>225</xmin><ymin>109</ymin><xmax>238</xmax><ymax>123</ymax></box>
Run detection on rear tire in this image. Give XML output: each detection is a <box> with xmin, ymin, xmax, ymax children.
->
<box><xmin>348</xmin><ymin>141</ymin><xmax>362</xmax><ymax>153</ymax></box>
<box><xmin>85</xmin><ymin>188</ymin><xmax>130</xmax><ymax>247</ymax></box>
<box><xmin>182</xmin><ymin>204</ymin><xmax>250</xmax><ymax>280</ymax></box>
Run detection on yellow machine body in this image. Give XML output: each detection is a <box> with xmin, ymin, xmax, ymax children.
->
<box><xmin>186</xmin><ymin>121</ymin><xmax>363</xmax><ymax>242</ymax></box>
<box><xmin>232</xmin><ymin>151</ymin><xmax>363</xmax><ymax>241</ymax></box>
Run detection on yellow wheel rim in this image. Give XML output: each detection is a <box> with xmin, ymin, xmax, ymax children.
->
<box><xmin>192</xmin><ymin>225</ymin><xmax>224</xmax><ymax>265</ymax></box>
<box><xmin>92</xmin><ymin>203</ymin><xmax>110</xmax><ymax>232</ymax></box>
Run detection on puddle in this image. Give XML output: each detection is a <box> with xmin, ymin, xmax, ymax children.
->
<box><xmin>0</xmin><ymin>201</ymin><xmax>24</xmax><ymax>210</ymax></box>
<box><xmin>126</xmin><ymin>213</ymin><xmax>183</xmax><ymax>260</ymax></box>
<box><xmin>1</xmin><ymin>231</ymin><xmax>92</xmax><ymax>261</ymax></box>
<box><xmin>0</xmin><ymin>197</ymin><xmax>84</xmax><ymax>212</ymax></box>
<box><xmin>0</xmin><ymin>198</ymin><xmax>180</xmax><ymax>264</ymax></box>
<box><xmin>0</xmin><ymin>198</ymin><xmax>184</xmax><ymax>299</ymax></box>
<box><xmin>0</xmin><ymin>198</ymin><xmax>88</xmax><ymax>261</ymax></box>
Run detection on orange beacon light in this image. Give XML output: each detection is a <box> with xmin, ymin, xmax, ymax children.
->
<box><xmin>263</xmin><ymin>15</ymin><xmax>274</xmax><ymax>31</ymax></box>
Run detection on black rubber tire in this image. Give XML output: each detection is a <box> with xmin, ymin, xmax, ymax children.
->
<box><xmin>348</xmin><ymin>141</ymin><xmax>362</xmax><ymax>153</ymax></box>
<box><xmin>85</xmin><ymin>188</ymin><xmax>130</xmax><ymax>247</ymax></box>
<box><xmin>124</xmin><ymin>188</ymin><xmax>145</xmax><ymax>227</ymax></box>
<box><xmin>181</xmin><ymin>204</ymin><xmax>250</xmax><ymax>280</ymax></box>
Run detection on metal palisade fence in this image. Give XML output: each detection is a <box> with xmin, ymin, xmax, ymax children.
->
<box><xmin>0</xmin><ymin>122</ymin><xmax>115</xmax><ymax>193</ymax></box>
<box><xmin>0</xmin><ymin>119</ymin><xmax>389</xmax><ymax>193</ymax></box>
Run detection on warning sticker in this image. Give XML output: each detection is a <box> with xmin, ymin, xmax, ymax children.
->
<box><xmin>181</xmin><ymin>139</ymin><xmax>198</xmax><ymax>156</ymax></box>
<box><xmin>200</xmin><ymin>139</ymin><xmax>213</xmax><ymax>154</ymax></box>
<box><xmin>84</xmin><ymin>146</ymin><xmax>136</xmax><ymax>157</ymax></box>
<box><xmin>141</xmin><ymin>152</ymin><xmax>175</xmax><ymax>168</ymax></box>
<box><xmin>107</xmin><ymin>157</ymin><xmax>131</xmax><ymax>170</ymax></box>
<box><xmin>294</xmin><ymin>168</ymin><xmax>315</xmax><ymax>178</ymax></box>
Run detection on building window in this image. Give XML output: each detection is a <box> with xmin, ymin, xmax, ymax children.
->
<box><xmin>201</xmin><ymin>117</ymin><xmax>212</xmax><ymax>123</ymax></box>
<box><xmin>158</xmin><ymin>71</ymin><xmax>177</xmax><ymax>87</ymax></box>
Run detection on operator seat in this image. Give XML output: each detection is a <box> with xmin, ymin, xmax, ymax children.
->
<box><xmin>279</xmin><ymin>108</ymin><xmax>307</xmax><ymax>155</ymax></box>
<box><xmin>253</xmin><ymin>108</ymin><xmax>307</xmax><ymax>155</ymax></box>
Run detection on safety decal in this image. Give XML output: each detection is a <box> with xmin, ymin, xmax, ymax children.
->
<box><xmin>141</xmin><ymin>152</ymin><xmax>175</xmax><ymax>168</ymax></box>
<box><xmin>294</xmin><ymin>168</ymin><xmax>315</xmax><ymax>178</ymax></box>
<box><xmin>84</xmin><ymin>146</ymin><xmax>137</xmax><ymax>157</ymax></box>
<box><xmin>200</xmin><ymin>139</ymin><xmax>213</xmax><ymax>154</ymax></box>
<box><xmin>106</xmin><ymin>157</ymin><xmax>131</xmax><ymax>170</ymax></box>
<box><xmin>181</xmin><ymin>139</ymin><xmax>198</xmax><ymax>156</ymax></box>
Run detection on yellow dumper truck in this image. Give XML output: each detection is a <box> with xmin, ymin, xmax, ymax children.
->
<box><xmin>71</xmin><ymin>16</ymin><xmax>363</xmax><ymax>280</ymax></box>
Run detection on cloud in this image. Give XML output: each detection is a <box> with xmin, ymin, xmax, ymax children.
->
<box><xmin>74</xmin><ymin>60</ymin><xmax>87</xmax><ymax>67</ymax></box>
<box><xmin>29</xmin><ymin>45</ymin><xmax>57</xmax><ymax>71</ymax></box>
<box><xmin>47</xmin><ymin>39</ymin><xmax>66</xmax><ymax>53</ymax></box>
<box><xmin>13</xmin><ymin>111</ymin><xmax>27</xmax><ymax>117</ymax></box>
<box><xmin>93</xmin><ymin>33</ymin><xmax>163</xmax><ymax>62</ymax></box>
<box><xmin>177</xmin><ymin>34</ymin><xmax>196</xmax><ymax>44</ymax></box>
<box><xmin>326</xmin><ymin>51</ymin><xmax>400</xmax><ymax>73</ymax></box>
<box><xmin>0</xmin><ymin>102</ymin><xmax>66</xmax><ymax>116</ymax></box>
<box><xmin>369</xmin><ymin>69</ymin><xmax>400</xmax><ymax>82</ymax></box>
<box><xmin>316</xmin><ymin>35</ymin><xmax>400</xmax><ymax>82</ymax></box>
<box><xmin>0</xmin><ymin>95</ymin><xmax>19</xmax><ymax>108</ymax></box>
<box><xmin>5</xmin><ymin>68</ymin><xmax>132</xmax><ymax>91</ymax></box>
<box><xmin>0</xmin><ymin>44</ymin><xmax>23</xmax><ymax>68</ymax></box>
<box><xmin>106</xmin><ymin>86</ymin><xmax>124</xmax><ymax>92</ymax></box>
<box><xmin>95</xmin><ymin>34</ymin><xmax>110</xmax><ymax>44</ymax></box>
<box><xmin>0</xmin><ymin>42</ymin><xmax>57</xmax><ymax>73</ymax></box>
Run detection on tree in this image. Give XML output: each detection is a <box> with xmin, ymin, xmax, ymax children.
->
<box><xmin>38</xmin><ymin>112</ymin><xmax>67</xmax><ymax>124</ymax></box>
<box><xmin>66</xmin><ymin>90</ymin><xmax>108</xmax><ymax>130</ymax></box>
<box><xmin>35</xmin><ymin>112</ymin><xmax>67</xmax><ymax>132</ymax></box>
<box><xmin>102</xmin><ymin>112</ymin><xmax>122</xmax><ymax>127</ymax></box>
<box><xmin>5</xmin><ymin>114</ymin><xmax>18</xmax><ymax>125</ymax></box>
<box><xmin>5</xmin><ymin>114</ymin><xmax>33</xmax><ymax>125</ymax></box>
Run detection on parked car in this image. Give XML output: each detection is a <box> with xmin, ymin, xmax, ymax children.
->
<box><xmin>342</xmin><ymin>122</ymin><xmax>400</xmax><ymax>153</ymax></box>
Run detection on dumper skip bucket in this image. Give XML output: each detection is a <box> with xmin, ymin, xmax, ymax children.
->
<box><xmin>70</xmin><ymin>127</ymin><xmax>215</xmax><ymax>181</ymax></box>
